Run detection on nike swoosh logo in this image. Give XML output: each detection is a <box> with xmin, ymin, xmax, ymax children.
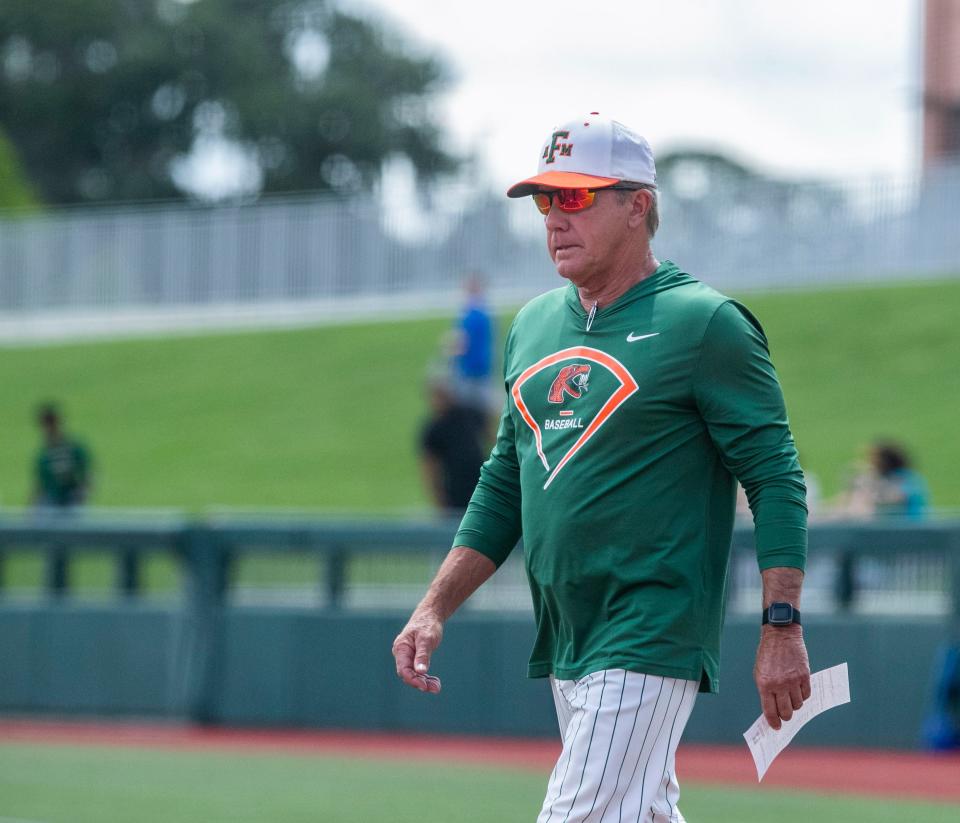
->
<box><xmin>626</xmin><ymin>332</ymin><xmax>660</xmax><ymax>342</ymax></box>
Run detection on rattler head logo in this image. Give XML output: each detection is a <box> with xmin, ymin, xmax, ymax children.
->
<box><xmin>547</xmin><ymin>364</ymin><xmax>591</xmax><ymax>403</ymax></box>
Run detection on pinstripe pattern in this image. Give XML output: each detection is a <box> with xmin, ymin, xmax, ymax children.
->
<box><xmin>544</xmin><ymin>677</ymin><xmax>572</xmax><ymax>795</ymax></box>
<box><xmin>537</xmin><ymin>670</ymin><xmax>697</xmax><ymax>823</ymax></box>
<box><xmin>562</xmin><ymin>671</ymin><xmax>608</xmax><ymax>822</ymax></box>
<box><xmin>551</xmin><ymin>675</ymin><xmax>575</xmax><ymax>736</ymax></box>
<box><xmin>628</xmin><ymin>679</ymin><xmax>678</xmax><ymax>821</ymax></box>
<box><xmin>583</xmin><ymin>670</ymin><xmax>627</xmax><ymax>819</ymax></box>
<box><xmin>542</xmin><ymin>677</ymin><xmax>593</xmax><ymax>822</ymax></box>
<box><xmin>658</xmin><ymin>681</ymin><xmax>697</xmax><ymax>820</ymax></box>
<box><xmin>595</xmin><ymin>673</ymin><xmax>653</xmax><ymax>823</ymax></box>
<box><xmin>608</xmin><ymin>675</ymin><xmax>666</xmax><ymax>822</ymax></box>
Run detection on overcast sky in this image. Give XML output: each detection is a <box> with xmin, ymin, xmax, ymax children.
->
<box><xmin>346</xmin><ymin>0</ymin><xmax>921</xmax><ymax>192</ymax></box>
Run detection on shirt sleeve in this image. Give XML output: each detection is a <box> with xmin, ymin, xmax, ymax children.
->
<box><xmin>693</xmin><ymin>301</ymin><xmax>808</xmax><ymax>571</ymax></box>
<box><xmin>453</xmin><ymin>325</ymin><xmax>523</xmax><ymax>567</ymax></box>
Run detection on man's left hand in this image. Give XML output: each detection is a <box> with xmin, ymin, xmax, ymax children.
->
<box><xmin>753</xmin><ymin>625</ymin><xmax>811</xmax><ymax>730</ymax></box>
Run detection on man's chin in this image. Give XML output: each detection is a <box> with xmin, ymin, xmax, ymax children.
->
<box><xmin>553</xmin><ymin>261</ymin><xmax>585</xmax><ymax>284</ymax></box>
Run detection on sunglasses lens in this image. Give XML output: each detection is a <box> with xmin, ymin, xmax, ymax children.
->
<box><xmin>557</xmin><ymin>189</ymin><xmax>595</xmax><ymax>212</ymax></box>
<box><xmin>533</xmin><ymin>189</ymin><xmax>597</xmax><ymax>214</ymax></box>
<box><xmin>532</xmin><ymin>193</ymin><xmax>552</xmax><ymax>215</ymax></box>
<box><xmin>532</xmin><ymin>188</ymin><xmax>598</xmax><ymax>215</ymax></box>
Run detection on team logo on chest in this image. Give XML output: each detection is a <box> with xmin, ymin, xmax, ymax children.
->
<box><xmin>512</xmin><ymin>346</ymin><xmax>638</xmax><ymax>489</ymax></box>
<box><xmin>548</xmin><ymin>364</ymin><xmax>591</xmax><ymax>403</ymax></box>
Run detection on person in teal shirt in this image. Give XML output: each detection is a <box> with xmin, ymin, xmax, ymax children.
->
<box><xmin>870</xmin><ymin>441</ymin><xmax>929</xmax><ymax>519</ymax></box>
<box><xmin>839</xmin><ymin>440</ymin><xmax>929</xmax><ymax>520</ymax></box>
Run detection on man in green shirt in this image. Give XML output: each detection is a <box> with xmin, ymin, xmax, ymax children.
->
<box><xmin>34</xmin><ymin>403</ymin><xmax>91</xmax><ymax>508</ymax></box>
<box><xmin>393</xmin><ymin>113</ymin><xmax>810</xmax><ymax>822</ymax></box>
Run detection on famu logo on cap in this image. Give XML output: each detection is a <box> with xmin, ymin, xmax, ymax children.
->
<box><xmin>542</xmin><ymin>130</ymin><xmax>573</xmax><ymax>165</ymax></box>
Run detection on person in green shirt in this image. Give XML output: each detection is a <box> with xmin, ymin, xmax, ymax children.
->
<box><xmin>33</xmin><ymin>403</ymin><xmax>91</xmax><ymax>508</ymax></box>
<box><xmin>393</xmin><ymin>113</ymin><xmax>810</xmax><ymax>822</ymax></box>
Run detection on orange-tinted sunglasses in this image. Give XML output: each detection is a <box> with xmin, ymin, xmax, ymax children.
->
<box><xmin>532</xmin><ymin>185</ymin><xmax>639</xmax><ymax>216</ymax></box>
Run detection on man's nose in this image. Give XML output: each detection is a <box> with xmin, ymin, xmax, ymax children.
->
<box><xmin>544</xmin><ymin>199</ymin><xmax>569</xmax><ymax>231</ymax></box>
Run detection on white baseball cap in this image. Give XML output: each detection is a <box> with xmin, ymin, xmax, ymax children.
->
<box><xmin>507</xmin><ymin>112</ymin><xmax>657</xmax><ymax>198</ymax></box>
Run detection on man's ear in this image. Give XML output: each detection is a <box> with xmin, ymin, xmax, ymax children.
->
<box><xmin>627</xmin><ymin>189</ymin><xmax>651</xmax><ymax>229</ymax></box>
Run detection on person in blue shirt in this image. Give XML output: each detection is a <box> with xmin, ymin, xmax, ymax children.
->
<box><xmin>451</xmin><ymin>274</ymin><xmax>494</xmax><ymax>416</ymax></box>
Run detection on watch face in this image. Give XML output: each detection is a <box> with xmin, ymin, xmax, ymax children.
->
<box><xmin>769</xmin><ymin>603</ymin><xmax>794</xmax><ymax>624</ymax></box>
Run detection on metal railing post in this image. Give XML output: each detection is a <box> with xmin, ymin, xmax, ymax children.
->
<box><xmin>116</xmin><ymin>546</ymin><xmax>141</xmax><ymax>597</ymax></box>
<box><xmin>45</xmin><ymin>545</ymin><xmax>68</xmax><ymax>598</ymax></box>
<box><xmin>326</xmin><ymin>548</ymin><xmax>346</xmax><ymax>609</ymax></box>
<box><xmin>178</xmin><ymin>525</ymin><xmax>230</xmax><ymax>725</ymax></box>
<box><xmin>835</xmin><ymin>551</ymin><xmax>856</xmax><ymax>612</ymax></box>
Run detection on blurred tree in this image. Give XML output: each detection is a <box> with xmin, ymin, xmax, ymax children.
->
<box><xmin>0</xmin><ymin>0</ymin><xmax>457</xmax><ymax>203</ymax></box>
<box><xmin>0</xmin><ymin>126</ymin><xmax>38</xmax><ymax>208</ymax></box>
<box><xmin>657</xmin><ymin>149</ymin><xmax>759</xmax><ymax>201</ymax></box>
<box><xmin>656</xmin><ymin>147</ymin><xmax>846</xmax><ymax>234</ymax></box>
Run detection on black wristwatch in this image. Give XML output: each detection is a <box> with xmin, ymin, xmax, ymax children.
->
<box><xmin>762</xmin><ymin>602</ymin><xmax>801</xmax><ymax>627</ymax></box>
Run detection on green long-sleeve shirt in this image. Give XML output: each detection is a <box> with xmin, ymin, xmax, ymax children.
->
<box><xmin>454</xmin><ymin>260</ymin><xmax>807</xmax><ymax>692</ymax></box>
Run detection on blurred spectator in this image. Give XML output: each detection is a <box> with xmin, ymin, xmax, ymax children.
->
<box><xmin>450</xmin><ymin>274</ymin><xmax>495</xmax><ymax>415</ymax></box>
<box><xmin>838</xmin><ymin>439</ymin><xmax>929</xmax><ymax>519</ymax></box>
<box><xmin>33</xmin><ymin>403</ymin><xmax>91</xmax><ymax>508</ymax></box>
<box><xmin>923</xmin><ymin>644</ymin><xmax>960</xmax><ymax>751</ymax></box>
<box><xmin>419</xmin><ymin>374</ymin><xmax>486</xmax><ymax>514</ymax></box>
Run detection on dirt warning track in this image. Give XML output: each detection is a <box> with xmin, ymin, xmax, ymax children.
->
<box><xmin>1</xmin><ymin>719</ymin><xmax>957</xmax><ymax>803</ymax></box>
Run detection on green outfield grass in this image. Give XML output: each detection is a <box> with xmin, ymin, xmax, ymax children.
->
<box><xmin>0</xmin><ymin>742</ymin><xmax>957</xmax><ymax>823</ymax></box>
<box><xmin>0</xmin><ymin>278</ymin><xmax>957</xmax><ymax>513</ymax></box>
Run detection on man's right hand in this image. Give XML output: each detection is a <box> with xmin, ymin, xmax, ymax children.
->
<box><xmin>392</xmin><ymin>609</ymin><xmax>444</xmax><ymax>694</ymax></box>
<box><xmin>390</xmin><ymin>546</ymin><xmax>498</xmax><ymax>695</ymax></box>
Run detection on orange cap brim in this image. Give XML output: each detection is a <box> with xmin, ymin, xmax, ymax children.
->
<box><xmin>506</xmin><ymin>170</ymin><xmax>620</xmax><ymax>198</ymax></box>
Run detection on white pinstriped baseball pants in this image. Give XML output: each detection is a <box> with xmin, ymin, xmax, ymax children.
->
<box><xmin>536</xmin><ymin>670</ymin><xmax>699</xmax><ymax>823</ymax></box>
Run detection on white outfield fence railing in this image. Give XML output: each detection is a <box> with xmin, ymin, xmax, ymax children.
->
<box><xmin>0</xmin><ymin>164</ymin><xmax>959</xmax><ymax>341</ymax></box>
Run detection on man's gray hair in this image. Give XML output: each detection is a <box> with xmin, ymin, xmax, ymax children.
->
<box><xmin>615</xmin><ymin>183</ymin><xmax>660</xmax><ymax>238</ymax></box>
